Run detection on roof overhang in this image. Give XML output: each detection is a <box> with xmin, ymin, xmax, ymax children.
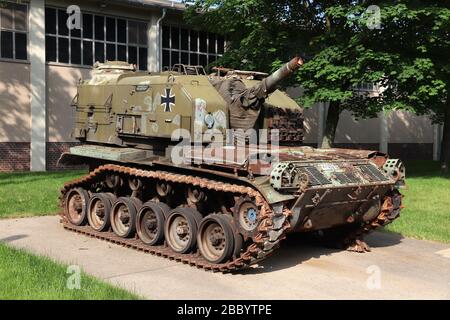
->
<box><xmin>103</xmin><ymin>0</ymin><xmax>186</xmax><ymax>12</ymax></box>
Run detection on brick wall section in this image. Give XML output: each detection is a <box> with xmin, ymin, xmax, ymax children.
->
<box><xmin>0</xmin><ymin>143</ymin><xmax>31</xmax><ymax>172</ymax></box>
<box><xmin>46</xmin><ymin>142</ymin><xmax>85</xmax><ymax>171</ymax></box>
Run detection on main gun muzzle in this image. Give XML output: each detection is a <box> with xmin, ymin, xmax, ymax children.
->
<box><xmin>263</xmin><ymin>56</ymin><xmax>304</xmax><ymax>95</ymax></box>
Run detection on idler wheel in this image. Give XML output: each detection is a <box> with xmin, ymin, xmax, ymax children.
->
<box><xmin>164</xmin><ymin>208</ymin><xmax>202</xmax><ymax>254</ymax></box>
<box><xmin>234</xmin><ymin>198</ymin><xmax>260</xmax><ymax>237</ymax></box>
<box><xmin>197</xmin><ymin>214</ymin><xmax>235</xmax><ymax>264</ymax></box>
<box><xmin>111</xmin><ymin>197</ymin><xmax>142</xmax><ymax>238</ymax></box>
<box><xmin>136</xmin><ymin>202</ymin><xmax>170</xmax><ymax>245</ymax></box>
<box><xmin>87</xmin><ymin>193</ymin><xmax>116</xmax><ymax>232</ymax></box>
<box><xmin>65</xmin><ymin>188</ymin><xmax>89</xmax><ymax>226</ymax></box>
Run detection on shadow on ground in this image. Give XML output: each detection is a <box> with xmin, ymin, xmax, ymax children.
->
<box><xmin>0</xmin><ymin>234</ymin><xmax>28</xmax><ymax>243</ymax></box>
<box><xmin>243</xmin><ymin>231</ymin><xmax>404</xmax><ymax>274</ymax></box>
<box><xmin>365</xmin><ymin>231</ymin><xmax>404</xmax><ymax>248</ymax></box>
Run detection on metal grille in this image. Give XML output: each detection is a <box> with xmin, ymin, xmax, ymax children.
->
<box><xmin>299</xmin><ymin>166</ymin><xmax>331</xmax><ymax>186</ymax></box>
<box><xmin>334</xmin><ymin>172</ymin><xmax>362</xmax><ymax>184</ymax></box>
<box><xmin>358</xmin><ymin>164</ymin><xmax>389</xmax><ymax>182</ymax></box>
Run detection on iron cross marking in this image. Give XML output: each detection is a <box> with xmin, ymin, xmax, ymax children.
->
<box><xmin>161</xmin><ymin>88</ymin><xmax>175</xmax><ymax>112</ymax></box>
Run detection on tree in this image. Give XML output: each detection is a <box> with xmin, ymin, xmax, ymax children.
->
<box><xmin>185</xmin><ymin>1</ymin><xmax>401</xmax><ymax>148</ymax></box>
<box><xmin>185</xmin><ymin>1</ymin><xmax>449</xmax><ymax>161</ymax></box>
<box><xmin>365</xmin><ymin>2</ymin><xmax>449</xmax><ymax>169</ymax></box>
<box><xmin>185</xmin><ymin>0</ymin><xmax>319</xmax><ymax>71</ymax></box>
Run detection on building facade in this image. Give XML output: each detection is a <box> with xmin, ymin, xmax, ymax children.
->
<box><xmin>0</xmin><ymin>0</ymin><xmax>442</xmax><ymax>172</ymax></box>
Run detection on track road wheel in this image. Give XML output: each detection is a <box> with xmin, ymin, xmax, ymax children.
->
<box><xmin>234</xmin><ymin>198</ymin><xmax>259</xmax><ymax>238</ymax></box>
<box><xmin>65</xmin><ymin>188</ymin><xmax>89</xmax><ymax>226</ymax></box>
<box><xmin>111</xmin><ymin>197</ymin><xmax>140</xmax><ymax>238</ymax></box>
<box><xmin>165</xmin><ymin>208</ymin><xmax>202</xmax><ymax>254</ymax></box>
<box><xmin>137</xmin><ymin>202</ymin><xmax>170</xmax><ymax>245</ymax></box>
<box><xmin>87</xmin><ymin>193</ymin><xmax>116</xmax><ymax>232</ymax></box>
<box><xmin>221</xmin><ymin>214</ymin><xmax>243</xmax><ymax>259</ymax></box>
<box><xmin>197</xmin><ymin>214</ymin><xmax>235</xmax><ymax>264</ymax></box>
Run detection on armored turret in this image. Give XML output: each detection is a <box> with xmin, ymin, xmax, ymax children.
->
<box><xmin>209</xmin><ymin>57</ymin><xmax>304</xmax><ymax>131</ymax></box>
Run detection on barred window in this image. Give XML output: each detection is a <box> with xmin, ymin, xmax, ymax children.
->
<box><xmin>162</xmin><ymin>25</ymin><xmax>224</xmax><ymax>69</ymax></box>
<box><xmin>0</xmin><ymin>2</ymin><xmax>28</xmax><ymax>61</ymax></box>
<box><xmin>45</xmin><ymin>7</ymin><xmax>148</xmax><ymax>70</ymax></box>
<box><xmin>354</xmin><ymin>83</ymin><xmax>379</xmax><ymax>92</ymax></box>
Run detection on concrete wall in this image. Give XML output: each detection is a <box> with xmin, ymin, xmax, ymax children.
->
<box><xmin>388</xmin><ymin>111</ymin><xmax>433</xmax><ymax>143</ymax></box>
<box><xmin>285</xmin><ymin>85</ymin><xmax>434</xmax><ymax>157</ymax></box>
<box><xmin>335</xmin><ymin>111</ymin><xmax>380</xmax><ymax>144</ymax></box>
<box><xmin>0</xmin><ymin>61</ymin><xmax>31</xmax><ymax>142</ymax></box>
<box><xmin>46</xmin><ymin>65</ymin><xmax>91</xmax><ymax>142</ymax></box>
<box><xmin>302</xmin><ymin>107</ymin><xmax>319</xmax><ymax>144</ymax></box>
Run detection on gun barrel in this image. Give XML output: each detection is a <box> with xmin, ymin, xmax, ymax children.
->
<box><xmin>263</xmin><ymin>56</ymin><xmax>303</xmax><ymax>94</ymax></box>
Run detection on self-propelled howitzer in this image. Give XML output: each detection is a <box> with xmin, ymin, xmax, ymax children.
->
<box><xmin>59</xmin><ymin>58</ymin><xmax>405</xmax><ymax>272</ymax></box>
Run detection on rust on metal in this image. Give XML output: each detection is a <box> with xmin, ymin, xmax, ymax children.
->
<box><xmin>60</xmin><ymin>164</ymin><xmax>291</xmax><ymax>272</ymax></box>
<box><xmin>60</xmin><ymin>163</ymin><xmax>403</xmax><ymax>272</ymax></box>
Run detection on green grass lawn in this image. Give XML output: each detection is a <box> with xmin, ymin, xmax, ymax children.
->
<box><xmin>385</xmin><ymin>160</ymin><xmax>450</xmax><ymax>243</ymax></box>
<box><xmin>0</xmin><ymin>243</ymin><xmax>139</xmax><ymax>300</ymax></box>
<box><xmin>0</xmin><ymin>170</ymin><xmax>86</xmax><ymax>218</ymax></box>
<box><xmin>0</xmin><ymin>170</ymin><xmax>141</xmax><ymax>300</ymax></box>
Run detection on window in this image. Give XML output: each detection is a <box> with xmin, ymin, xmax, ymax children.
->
<box><xmin>355</xmin><ymin>83</ymin><xmax>379</xmax><ymax>92</ymax></box>
<box><xmin>162</xmin><ymin>25</ymin><xmax>224</xmax><ymax>69</ymax></box>
<box><xmin>0</xmin><ymin>2</ymin><xmax>28</xmax><ymax>61</ymax></box>
<box><xmin>45</xmin><ymin>7</ymin><xmax>148</xmax><ymax>70</ymax></box>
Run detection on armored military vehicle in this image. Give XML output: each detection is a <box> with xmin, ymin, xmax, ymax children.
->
<box><xmin>59</xmin><ymin>57</ymin><xmax>404</xmax><ymax>272</ymax></box>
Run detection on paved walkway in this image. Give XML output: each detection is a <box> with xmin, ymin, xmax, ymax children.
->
<box><xmin>0</xmin><ymin>216</ymin><xmax>449</xmax><ymax>299</ymax></box>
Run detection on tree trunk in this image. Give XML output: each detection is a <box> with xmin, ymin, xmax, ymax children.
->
<box><xmin>441</xmin><ymin>106</ymin><xmax>450</xmax><ymax>173</ymax></box>
<box><xmin>321</xmin><ymin>101</ymin><xmax>341</xmax><ymax>148</ymax></box>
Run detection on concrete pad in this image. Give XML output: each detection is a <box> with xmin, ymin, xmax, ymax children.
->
<box><xmin>0</xmin><ymin>216</ymin><xmax>449</xmax><ymax>300</ymax></box>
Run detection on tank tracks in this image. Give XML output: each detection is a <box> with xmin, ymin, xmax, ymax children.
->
<box><xmin>59</xmin><ymin>164</ymin><xmax>292</xmax><ymax>272</ymax></box>
<box><xmin>59</xmin><ymin>164</ymin><xmax>402</xmax><ymax>272</ymax></box>
<box><xmin>343</xmin><ymin>190</ymin><xmax>403</xmax><ymax>252</ymax></box>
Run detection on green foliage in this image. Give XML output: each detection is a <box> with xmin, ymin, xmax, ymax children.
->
<box><xmin>185</xmin><ymin>0</ymin><xmax>449</xmax><ymax>121</ymax></box>
<box><xmin>365</xmin><ymin>2</ymin><xmax>450</xmax><ymax>121</ymax></box>
<box><xmin>185</xmin><ymin>0</ymin><xmax>313</xmax><ymax>71</ymax></box>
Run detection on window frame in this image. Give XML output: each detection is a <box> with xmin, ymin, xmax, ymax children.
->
<box><xmin>45</xmin><ymin>6</ymin><xmax>149</xmax><ymax>70</ymax></box>
<box><xmin>0</xmin><ymin>1</ymin><xmax>29</xmax><ymax>63</ymax></box>
<box><xmin>161</xmin><ymin>24</ymin><xmax>225</xmax><ymax>69</ymax></box>
<box><xmin>354</xmin><ymin>83</ymin><xmax>379</xmax><ymax>92</ymax></box>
